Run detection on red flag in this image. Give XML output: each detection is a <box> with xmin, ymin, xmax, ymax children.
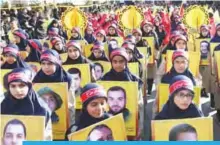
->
<box><xmin>209</xmin><ymin>17</ymin><xmax>216</xmax><ymax>37</ymax></box>
<box><xmin>144</xmin><ymin>9</ymin><xmax>154</xmax><ymax>23</ymax></box>
<box><xmin>179</xmin><ymin>3</ymin><xmax>184</xmax><ymax>17</ymax></box>
<box><xmin>161</xmin><ymin>12</ymin><xmax>171</xmax><ymax>45</ymax></box>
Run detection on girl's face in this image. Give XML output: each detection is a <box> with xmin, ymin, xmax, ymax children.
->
<box><xmin>25</xmin><ymin>45</ymin><xmax>31</xmax><ymax>53</ymax></box>
<box><xmin>86</xmin><ymin>29</ymin><xmax>93</xmax><ymax>34</ymax></box>
<box><xmin>112</xmin><ymin>55</ymin><xmax>126</xmax><ymax>72</ymax></box>
<box><xmin>87</xmin><ymin>98</ymin><xmax>107</xmax><ymax>118</ymax></box>
<box><xmin>96</xmin><ymin>33</ymin><xmax>104</xmax><ymax>42</ymax></box>
<box><xmin>175</xmin><ymin>40</ymin><xmax>187</xmax><ymax>50</ymax></box>
<box><xmin>201</xmin><ymin>29</ymin><xmax>209</xmax><ymax>37</ymax></box>
<box><xmin>125</xmin><ymin>49</ymin><xmax>133</xmax><ymax>61</ymax></box>
<box><xmin>5</xmin><ymin>54</ymin><xmax>16</xmax><ymax>64</ymax></box>
<box><xmin>72</xmin><ymin>30</ymin><xmax>79</xmax><ymax>38</ymax></box>
<box><xmin>41</xmin><ymin>60</ymin><xmax>56</xmax><ymax>75</ymax></box>
<box><xmin>133</xmin><ymin>32</ymin><xmax>141</xmax><ymax>42</ymax></box>
<box><xmin>174</xmin><ymin>90</ymin><xmax>193</xmax><ymax>110</ymax></box>
<box><xmin>108</xmin><ymin>27</ymin><xmax>116</xmax><ymax>35</ymax></box>
<box><xmin>93</xmin><ymin>49</ymin><xmax>103</xmax><ymax>58</ymax></box>
<box><xmin>67</xmin><ymin>46</ymin><xmax>80</xmax><ymax>60</ymax></box>
<box><xmin>14</xmin><ymin>35</ymin><xmax>21</xmax><ymax>44</ymax></box>
<box><xmin>9</xmin><ymin>82</ymin><xmax>29</xmax><ymax>99</ymax></box>
<box><xmin>173</xmin><ymin>57</ymin><xmax>188</xmax><ymax>73</ymax></box>
<box><xmin>54</xmin><ymin>42</ymin><xmax>63</xmax><ymax>51</ymax></box>
<box><xmin>143</xmin><ymin>24</ymin><xmax>152</xmax><ymax>33</ymax></box>
<box><xmin>53</xmin><ymin>23</ymin><xmax>58</xmax><ymax>28</ymax></box>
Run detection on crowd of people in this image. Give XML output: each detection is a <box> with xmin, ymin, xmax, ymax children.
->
<box><xmin>1</xmin><ymin>0</ymin><xmax>220</xmax><ymax>142</ymax></box>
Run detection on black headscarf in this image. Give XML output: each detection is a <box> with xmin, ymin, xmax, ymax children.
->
<box><xmin>63</xmin><ymin>55</ymin><xmax>91</xmax><ymax>65</ymax></box>
<box><xmin>33</xmin><ymin>65</ymin><xmax>72</xmax><ymax>89</ymax></box>
<box><xmin>161</xmin><ymin>67</ymin><xmax>196</xmax><ymax>86</ymax></box>
<box><xmin>25</xmin><ymin>39</ymin><xmax>42</xmax><ymax>62</ymax></box>
<box><xmin>211</xmin><ymin>23</ymin><xmax>220</xmax><ymax>42</ymax></box>
<box><xmin>13</xmin><ymin>29</ymin><xmax>29</xmax><ymax>51</ymax></box>
<box><xmin>1</xmin><ymin>44</ymin><xmax>29</xmax><ymax>69</ymax></box>
<box><xmin>33</xmin><ymin>49</ymin><xmax>72</xmax><ymax>89</ymax></box>
<box><xmin>1</xmin><ymin>68</ymin><xmax>48</xmax><ymax>118</ymax></box>
<box><xmin>154</xmin><ymin>94</ymin><xmax>202</xmax><ymax>120</ymax></box>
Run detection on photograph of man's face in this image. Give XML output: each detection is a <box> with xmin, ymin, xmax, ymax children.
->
<box><xmin>2</xmin><ymin>119</ymin><xmax>26</xmax><ymax>145</ymax></box>
<box><xmin>200</xmin><ymin>41</ymin><xmax>209</xmax><ymax>59</ymax></box>
<box><xmin>68</xmin><ymin>68</ymin><xmax>82</xmax><ymax>95</ymax></box>
<box><xmin>169</xmin><ymin>123</ymin><xmax>198</xmax><ymax>141</ymax></box>
<box><xmin>107</xmin><ymin>86</ymin><xmax>126</xmax><ymax>113</ymax></box>
<box><xmin>41</xmin><ymin>93</ymin><xmax>58</xmax><ymax>112</ymax></box>
<box><xmin>87</xmin><ymin>125</ymin><xmax>114</xmax><ymax>141</ymax></box>
<box><xmin>94</xmin><ymin>63</ymin><xmax>104</xmax><ymax>80</ymax></box>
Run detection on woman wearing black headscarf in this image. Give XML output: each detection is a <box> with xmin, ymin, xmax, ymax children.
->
<box><xmin>1</xmin><ymin>68</ymin><xmax>52</xmax><ymax>140</ymax></box>
<box><xmin>1</xmin><ymin>44</ymin><xmax>29</xmax><ymax>69</ymax></box>
<box><xmin>154</xmin><ymin>75</ymin><xmax>203</xmax><ymax>120</ymax></box>
<box><xmin>88</xmin><ymin>41</ymin><xmax>109</xmax><ymax>61</ymax></box>
<box><xmin>33</xmin><ymin>49</ymin><xmax>72</xmax><ymax>89</ymax></box>
<box><xmin>34</xmin><ymin>17</ymin><xmax>47</xmax><ymax>39</ymax></box>
<box><xmin>65</xmin><ymin>83</ymin><xmax>110</xmax><ymax>140</ymax></box>
<box><xmin>25</xmin><ymin>39</ymin><xmax>42</xmax><ymax>62</ymax></box>
<box><xmin>50</xmin><ymin>36</ymin><xmax>66</xmax><ymax>54</ymax></box>
<box><xmin>101</xmin><ymin>48</ymin><xmax>143</xmax><ymax>88</ymax></box>
<box><xmin>84</xmin><ymin>26</ymin><xmax>96</xmax><ymax>44</ymax></box>
<box><xmin>198</xmin><ymin>25</ymin><xmax>211</xmax><ymax>39</ymax></box>
<box><xmin>63</xmin><ymin>40</ymin><xmax>91</xmax><ymax>65</ymax></box>
<box><xmin>13</xmin><ymin>29</ymin><xmax>29</xmax><ymax>51</ymax></box>
<box><xmin>211</xmin><ymin>23</ymin><xmax>220</xmax><ymax>43</ymax></box>
<box><xmin>122</xmin><ymin>41</ymin><xmax>143</xmax><ymax>79</ymax></box>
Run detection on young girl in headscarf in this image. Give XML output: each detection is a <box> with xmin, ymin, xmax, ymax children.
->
<box><xmin>65</xmin><ymin>83</ymin><xmax>110</xmax><ymax>140</ymax></box>
<box><xmin>70</xmin><ymin>27</ymin><xmax>84</xmax><ymax>41</ymax></box>
<box><xmin>107</xmin><ymin>24</ymin><xmax>118</xmax><ymax>37</ymax></box>
<box><xmin>156</xmin><ymin>34</ymin><xmax>189</xmax><ymax>85</ymax></box>
<box><xmin>132</xmin><ymin>28</ymin><xmax>148</xmax><ymax>47</ymax></box>
<box><xmin>95</xmin><ymin>29</ymin><xmax>107</xmax><ymax>43</ymax></box>
<box><xmin>13</xmin><ymin>29</ymin><xmax>29</xmax><ymax>51</ymax></box>
<box><xmin>154</xmin><ymin>75</ymin><xmax>203</xmax><ymax>120</ymax></box>
<box><xmin>25</xmin><ymin>39</ymin><xmax>42</xmax><ymax>62</ymax></box>
<box><xmin>1</xmin><ymin>68</ymin><xmax>52</xmax><ymax>140</ymax></box>
<box><xmin>63</xmin><ymin>40</ymin><xmax>91</xmax><ymax>65</ymax></box>
<box><xmin>122</xmin><ymin>41</ymin><xmax>143</xmax><ymax>79</ymax></box>
<box><xmin>153</xmin><ymin>50</ymin><xmax>199</xmax><ymax>116</ymax></box>
<box><xmin>88</xmin><ymin>41</ymin><xmax>109</xmax><ymax>61</ymax></box>
<box><xmin>101</xmin><ymin>48</ymin><xmax>143</xmax><ymax>88</ymax></box>
<box><xmin>33</xmin><ymin>49</ymin><xmax>72</xmax><ymax>89</ymax></box>
<box><xmin>211</xmin><ymin>23</ymin><xmax>220</xmax><ymax>42</ymax></box>
<box><xmin>198</xmin><ymin>25</ymin><xmax>211</xmax><ymax>39</ymax></box>
<box><xmin>50</xmin><ymin>36</ymin><xmax>66</xmax><ymax>54</ymax></box>
<box><xmin>1</xmin><ymin>44</ymin><xmax>29</xmax><ymax>69</ymax></box>
<box><xmin>84</xmin><ymin>26</ymin><xmax>96</xmax><ymax>44</ymax></box>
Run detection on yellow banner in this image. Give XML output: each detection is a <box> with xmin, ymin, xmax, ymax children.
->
<box><xmin>152</xmin><ymin>117</ymin><xmax>213</xmax><ymax>141</ymax></box>
<box><xmin>33</xmin><ymin>83</ymin><xmax>69</xmax><ymax>140</ymax></box>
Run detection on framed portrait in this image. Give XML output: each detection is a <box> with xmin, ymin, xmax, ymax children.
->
<box><xmin>1</xmin><ymin>115</ymin><xmax>45</xmax><ymax>143</ymax></box>
<box><xmin>33</xmin><ymin>83</ymin><xmax>69</xmax><ymax>140</ymax></box>
<box><xmin>68</xmin><ymin>114</ymin><xmax>127</xmax><ymax>141</ymax></box>
<box><xmin>97</xmin><ymin>81</ymin><xmax>138</xmax><ymax>136</ymax></box>
<box><xmin>63</xmin><ymin>64</ymin><xmax>91</xmax><ymax>109</ymax></box>
<box><xmin>151</xmin><ymin>117</ymin><xmax>213</xmax><ymax>141</ymax></box>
